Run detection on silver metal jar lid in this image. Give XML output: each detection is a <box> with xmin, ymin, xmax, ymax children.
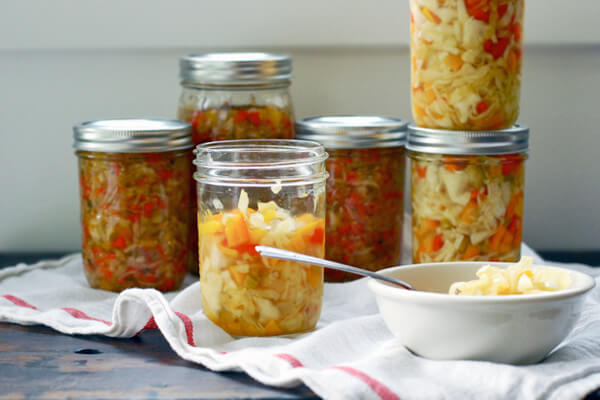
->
<box><xmin>73</xmin><ymin>119</ymin><xmax>193</xmax><ymax>153</ymax></box>
<box><xmin>295</xmin><ymin>116</ymin><xmax>408</xmax><ymax>149</ymax></box>
<box><xmin>180</xmin><ymin>52</ymin><xmax>292</xmax><ymax>85</ymax></box>
<box><xmin>406</xmin><ymin>125</ymin><xmax>529</xmax><ymax>155</ymax></box>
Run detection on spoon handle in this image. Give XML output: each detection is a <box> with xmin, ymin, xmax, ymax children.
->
<box><xmin>255</xmin><ymin>246</ymin><xmax>413</xmax><ymax>290</ymax></box>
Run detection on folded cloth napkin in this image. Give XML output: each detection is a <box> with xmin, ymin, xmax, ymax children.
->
<box><xmin>1</xmin><ymin>244</ymin><xmax>600</xmax><ymax>400</ymax></box>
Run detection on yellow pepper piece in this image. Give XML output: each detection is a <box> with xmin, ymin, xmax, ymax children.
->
<box><xmin>307</xmin><ymin>266</ymin><xmax>322</xmax><ymax>289</ymax></box>
<box><xmin>198</xmin><ymin>220</ymin><xmax>222</xmax><ymax>235</ymax></box>
<box><xmin>249</xmin><ymin>227</ymin><xmax>268</xmax><ymax>244</ymax></box>
<box><xmin>229</xmin><ymin>267</ymin><xmax>247</xmax><ymax>287</ymax></box>
<box><xmin>421</xmin><ymin>6</ymin><xmax>441</xmax><ymax>24</ymax></box>
<box><xmin>444</xmin><ymin>54</ymin><xmax>464</xmax><ymax>72</ymax></box>
<box><xmin>264</xmin><ymin>319</ymin><xmax>281</xmax><ymax>336</ymax></box>
<box><xmin>218</xmin><ymin>243</ymin><xmax>239</xmax><ymax>258</ymax></box>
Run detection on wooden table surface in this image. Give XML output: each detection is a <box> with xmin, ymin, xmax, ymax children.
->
<box><xmin>0</xmin><ymin>253</ymin><xmax>318</xmax><ymax>399</ymax></box>
<box><xmin>1</xmin><ymin>252</ymin><xmax>600</xmax><ymax>400</ymax></box>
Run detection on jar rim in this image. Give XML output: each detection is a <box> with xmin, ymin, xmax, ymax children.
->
<box><xmin>193</xmin><ymin>139</ymin><xmax>328</xmax><ymax>186</ymax></box>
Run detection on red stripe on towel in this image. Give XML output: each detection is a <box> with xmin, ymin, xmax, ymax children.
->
<box><xmin>175</xmin><ymin>312</ymin><xmax>195</xmax><ymax>346</ymax></box>
<box><xmin>2</xmin><ymin>294</ymin><xmax>38</xmax><ymax>310</ymax></box>
<box><xmin>332</xmin><ymin>366</ymin><xmax>401</xmax><ymax>400</ymax></box>
<box><xmin>61</xmin><ymin>307</ymin><xmax>112</xmax><ymax>326</ymax></box>
<box><xmin>275</xmin><ymin>353</ymin><xmax>304</xmax><ymax>368</ymax></box>
<box><xmin>135</xmin><ymin>316</ymin><xmax>158</xmax><ymax>335</ymax></box>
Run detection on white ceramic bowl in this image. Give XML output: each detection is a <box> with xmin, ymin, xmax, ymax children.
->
<box><xmin>368</xmin><ymin>262</ymin><xmax>595</xmax><ymax>364</ymax></box>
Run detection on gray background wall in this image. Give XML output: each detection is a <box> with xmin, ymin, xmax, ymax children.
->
<box><xmin>1</xmin><ymin>1</ymin><xmax>599</xmax><ymax>252</ymax></box>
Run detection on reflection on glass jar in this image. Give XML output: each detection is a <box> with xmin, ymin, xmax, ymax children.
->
<box><xmin>296</xmin><ymin>116</ymin><xmax>408</xmax><ymax>282</ymax></box>
<box><xmin>407</xmin><ymin>125</ymin><xmax>529</xmax><ymax>263</ymax></box>
<box><xmin>177</xmin><ymin>52</ymin><xmax>295</xmax><ymax>274</ymax></box>
<box><xmin>410</xmin><ymin>0</ymin><xmax>524</xmax><ymax>130</ymax></box>
<box><xmin>194</xmin><ymin>140</ymin><xmax>328</xmax><ymax>336</ymax></box>
<box><xmin>73</xmin><ymin>119</ymin><xmax>193</xmax><ymax>292</ymax></box>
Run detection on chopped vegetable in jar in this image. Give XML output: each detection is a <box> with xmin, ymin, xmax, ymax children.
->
<box><xmin>449</xmin><ymin>257</ymin><xmax>572</xmax><ymax>295</ymax></box>
<box><xmin>411</xmin><ymin>152</ymin><xmax>525</xmax><ymax>263</ymax></box>
<box><xmin>198</xmin><ymin>190</ymin><xmax>324</xmax><ymax>336</ymax></box>
<box><xmin>325</xmin><ymin>148</ymin><xmax>405</xmax><ymax>281</ymax></box>
<box><xmin>177</xmin><ymin>105</ymin><xmax>294</xmax><ymax>144</ymax></box>
<box><xmin>410</xmin><ymin>0</ymin><xmax>524</xmax><ymax>130</ymax></box>
<box><xmin>78</xmin><ymin>151</ymin><xmax>192</xmax><ymax>292</ymax></box>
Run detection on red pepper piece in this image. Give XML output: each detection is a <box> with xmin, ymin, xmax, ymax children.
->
<box><xmin>416</xmin><ymin>166</ymin><xmax>427</xmax><ymax>178</ymax></box>
<box><xmin>476</xmin><ymin>101</ymin><xmax>488</xmax><ymax>114</ymax></box>
<box><xmin>433</xmin><ymin>234</ymin><xmax>444</xmax><ymax>252</ymax></box>
<box><xmin>234</xmin><ymin>109</ymin><xmax>248</xmax><ymax>123</ymax></box>
<box><xmin>112</xmin><ymin>236</ymin><xmax>127</xmax><ymax>249</ymax></box>
<box><xmin>157</xmin><ymin>169</ymin><xmax>174</xmax><ymax>182</ymax></box>
<box><xmin>143</xmin><ymin>202</ymin><xmax>155</xmax><ymax>217</ymax></box>
<box><xmin>498</xmin><ymin>4</ymin><xmax>508</xmax><ymax>19</ymax></box>
<box><xmin>501</xmin><ymin>154</ymin><xmax>522</xmax><ymax>176</ymax></box>
<box><xmin>247</xmin><ymin>112</ymin><xmax>261</xmax><ymax>126</ymax></box>
<box><xmin>484</xmin><ymin>37</ymin><xmax>511</xmax><ymax>60</ymax></box>
<box><xmin>309</xmin><ymin>227</ymin><xmax>325</xmax><ymax>245</ymax></box>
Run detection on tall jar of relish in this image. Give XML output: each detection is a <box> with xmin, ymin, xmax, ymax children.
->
<box><xmin>73</xmin><ymin>119</ymin><xmax>193</xmax><ymax>292</ymax></box>
<box><xmin>194</xmin><ymin>140</ymin><xmax>328</xmax><ymax>336</ymax></box>
<box><xmin>410</xmin><ymin>0</ymin><xmax>524</xmax><ymax>130</ymax></box>
<box><xmin>407</xmin><ymin>125</ymin><xmax>529</xmax><ymax>263</ymax></box>
<box><xmin>177</xmin><ymin>52</ymin><xmax>295</xmax><ymax>274</ymax></box>
<box><xmin>296</xmin><ymin>116</ymin><xmax>408</xmax><ymax>282</ymax></box>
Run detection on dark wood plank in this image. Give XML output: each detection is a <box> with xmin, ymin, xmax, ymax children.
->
<box><xmin>0</xmin><ymin>323</ymin><xmax>319</xmax><ymax>400</ymax></box>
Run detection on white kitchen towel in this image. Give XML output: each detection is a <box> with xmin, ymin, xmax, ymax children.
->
<box><xmin>1</xmin><ymin>245</ymin><xmax>600</xmax><ymax>400</ymax></box>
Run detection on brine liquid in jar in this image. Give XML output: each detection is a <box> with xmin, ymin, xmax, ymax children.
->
<box><xmin>194</xmin><ymin>140</ymin><xmax>328</xmax><ymax>336</ymax></box>
<box><xmin>410</xmin><ymin>0</ymin><xmax>524</xmax><ymax>130</ymax></box>
<box><xmin>177</xmin><ymin>52</ymin><xmax>296</xmax><ymax>274</ymax></box>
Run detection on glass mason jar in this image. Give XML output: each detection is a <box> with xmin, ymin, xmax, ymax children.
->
<box><xmin>407</xmin><ymin>125</ymin><xmax>529</xmax><ymax>263</ymax></box>
<box><xmin>177</xmin><ymin>52</ymin><xmax>295</xmax><ymax>274</ymax></box>
<box><xmin>296</xmin><ymin>116</ymin><xmax>408</xmax><ymax>282</ymax></box>
<box><xmin>410</xmin><ymin>0</ymin><xmax>524</xmax><ymax>130</ymax></box>
<box><xmin>194</xmin><ymin>140</ymin><xmax>328</xmax><ymax>336</ymax></box>
<box><xmin>73</xmin><ymin>119</ymin><xmax>193</xmax><ymax>292</ymax></box>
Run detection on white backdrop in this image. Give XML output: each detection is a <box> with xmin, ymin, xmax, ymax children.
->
<box><xmin>1</xmin><ymin>1</ymin><xmax>599</xmax><ymax>251</ymax></box>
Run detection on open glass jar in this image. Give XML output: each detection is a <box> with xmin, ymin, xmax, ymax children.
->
<box><xmin>73</xmin><ymin>119</ymin><xmax>193</xmax><ymax>292</ymax></box>
<box><xmin>407</xmin><ymin>125</ymin><xmax>529</xmax><ymax>263</ymax></box>
<box><xmin>177</xmin><ymin>52</ymin><xmax>295</xmax><ymax>274</ymax></box>
<box><xmin>194</xmin><ymin>140</ymin><xmax>328</xmax><ymax>336</ymax></box>
<box><xmin>410</xmin><ymin>0</ymin><xmax>524</xmax><ymax>130</ymax></box>
<box><xmin>296</xmin><ymin>116</ymin><xmax>408</xmax><ymax>281</ymax></box>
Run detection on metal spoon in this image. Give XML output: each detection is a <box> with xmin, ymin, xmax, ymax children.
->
<box><xmin>255</xmin><ymin>246</ymin><xmax>414</xmax><ymax>290</ymax></box>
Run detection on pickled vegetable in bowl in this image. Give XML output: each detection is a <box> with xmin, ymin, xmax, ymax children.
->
<box><xmin>368</xmin><ymin>260</ymin><xmax>595</xmax><ymax>364</ymax></box>
<box><xmin>449</xmin><ymin>256</ymin><xmax>572</xmax><ymax>295</ymax></box>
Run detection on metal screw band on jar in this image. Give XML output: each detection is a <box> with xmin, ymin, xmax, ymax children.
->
<box><xmin>406</xmin><ymin>124</ymin><xmax>529</xmax><ymax>155</ymax></box>
<box><xmin>295</xmin><ymin>116</ymin><xmax>408</xmax><ymax>149</ymax></box>
<box><xmin>180</xmin><ymin>52</ymin><xmax>292</xmax><ymax>86</ymax></box>
<box><xmin>73</xmin><ymin>119</ymin><xmax>193</xmax><ymax>153</ymax></box>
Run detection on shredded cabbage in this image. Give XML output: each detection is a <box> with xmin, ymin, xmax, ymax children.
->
<box><xmin>410</xmin><ymin>0</ymin><xmax>524</xmax><ymax>130</ymax></box>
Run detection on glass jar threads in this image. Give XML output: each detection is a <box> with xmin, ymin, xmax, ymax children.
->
<box><xmin>177</xmin><ymin>52</ymin><xmax>295</xmax><ymax>275</ymax></box>
<box><xmin>407</xmin><ymin>125</ymin><xmax>529</xmax><ymax>263</ymax></box>
<box><xmin>296</xmin><ymin>116</ymin><xmax>408</xmax><ymax>282</ymax></box>
<box><xmin>410</xmin><ymin>0</ymin><xmax>524</xmax><ymax>130</ymax></box>
<box><xmin>194</xmin><ymin>140</ymin><xmax>328</xmax><ymax>336</ymax></box>
<box><xmin>73</xmin><ymin>119</ymin><xmax>193</xmax><ymax>292</ymax></box>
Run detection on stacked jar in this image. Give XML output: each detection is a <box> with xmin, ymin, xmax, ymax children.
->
<box><xmin>409</xmin><ymin>0</ymin><xmax>528</xmax><ymax>263</ymax></box>
<box><xmin>296</xmin><ymin>116</ymin><xmax>408</xmax><ymax>281</ymax></box>
<box><xmin>176</xmin><ymin>52</ymin><xmax>296</xmax><ymax>274</ymax></box>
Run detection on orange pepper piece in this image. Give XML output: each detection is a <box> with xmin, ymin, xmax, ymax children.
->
<box><xmin>225</xmin><ymin>213</ymin><xmax>250</xmax><ymax>248</ymax></box>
